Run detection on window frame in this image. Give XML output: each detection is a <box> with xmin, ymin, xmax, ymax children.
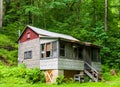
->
<box><xmin>60</xmin><ymin>42</ymin><xmax>65</xmax><ymax>57</ymax></box>
<box><xmin>27</xmin><ymin>32</ymin><xmax>30</xmax><ymax>39</ymax></box>
<box><xmin>24</xmin><ymin>51</ymin><xmax>32</xmax><ymax>59</ymax></box>
<box><xmin>46</xmin><ymin>43</ymin><xmax>51</xmax><ymax>58</ymax></box>
<box><xmin>40</xmin><ymin>41</ymin><xmax>57</xmax><ymax>59</ymax></box>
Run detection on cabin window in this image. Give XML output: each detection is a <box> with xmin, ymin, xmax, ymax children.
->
<box><xmin>52</xmin><ymin>41</ymin><xmax>57</xmax><ymax>57</ymax></box>
<box><xmin>60</xmin><ymin>42</ymin><xmax>65</xmax><ymax>56</ymax></box>
<box><xmin>40</xmin><ymin>41</ymin><xmax>57</xmax><ymax>59</ymax></box>
<box><xmin>73</xmin><ymin>47</ymin><xmax>78</xmax><ymax>59</ymax></box>
<box><xmin>41</xmin><ymin>44</ymin><xmax>45</xmax><ymax>58</ymax></box>
<box><xmin>46</xmin><ymin>43</ymin><xmax>51</xmax><ymax>57</ymax></box>
<box><xmin>27</xmin><ymin>33</ymin><xmax>30</xmax><ymax>39</ymax></box>
<box><xmin>24</xmin><ymin>51</ymin><xmax>32</xmax><ymax>59</ymax></box>
<box><xmin>91</xmin><ymin>48</ymin><xmax>100</xmax><ymax>62</ymax></box>
<box><xmin>78</xmin><ymin>47</ymin><xmax>83</xmax><ymax>60</ymax></box>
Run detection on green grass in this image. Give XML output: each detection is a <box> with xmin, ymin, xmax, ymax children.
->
<box><xmin>1</xmin><ymin>75</ymin><xmax>120</xmax><ymax>87</ymax></box>
<box><xmin>0</xmin><ymin>65</ymin><xmax>120</xmax><ymax>87</ymax></box>
<box><xmin>0</xmin><ymin>77</ymin><xmax>120</xmax><ymax>87</ymax></box>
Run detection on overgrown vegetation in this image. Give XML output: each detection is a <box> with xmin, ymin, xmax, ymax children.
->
<box><xmin>56</xmin><ymin>76</ymin><xmax>74</xmax><ymax>85</ymax></box>
<box><xmin>0</xmin><ymin>34</ymin><xmax>18</xmax><ymax>65</ymax></box>
<box><xmin>26</xmin><ymin>68</ymin><xmax>45</xmax><ymax>83</ymax></box>
<box><xmin>0</xmin><ymin>64</ymin><xmax>45</xmax><ymax>84</ymax></box>
<box><xmin>0</xmin><ymin>65</ymin><xmax>120</xmax><ymax>87</ymax></box>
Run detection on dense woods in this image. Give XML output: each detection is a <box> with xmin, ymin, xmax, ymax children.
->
<box><xmin>0</xmin><ymin>0</ymin><xmax>120</xmax><ymax>69</ymax></box>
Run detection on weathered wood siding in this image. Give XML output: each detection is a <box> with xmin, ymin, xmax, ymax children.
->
<box><xmin>40</xmin><ymin>58</ymin><xmax>84</xmax><ymax>70</ymax></box>
<box><xmin>92</xmin><ymin>62</ymin><xmax>101</xmax><ymax>71</ymax></box>
<box><xmin>58</xmin><ymin>58</ymin><xmax>84</xmax><ymax>70</ymax></box>
<box><xmin>18</xmin><ymin>38</ymin><xmax>40</xmax><ymax>68</ymax></box>
<box><xmin>40</xmin><ymin>59</ymin><xmax>58</xmax><ymax>70</ymax></box>
<box><xmin>65</xmin><ymin>42</ymin><xmax>73</xmax><ymax>59</ymax></box>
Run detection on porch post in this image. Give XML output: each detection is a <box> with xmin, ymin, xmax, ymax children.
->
<box><xmin>83</xmin><ymin>47</ymin><xmax>87</xmax><ymax>70</ymax></box>
<box><xmin>57</xmin><ymin>39</ymin><xmax>60</xmax><ymax>58</ymax></box>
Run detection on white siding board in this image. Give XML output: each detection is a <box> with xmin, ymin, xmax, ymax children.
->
<box><xmin>40</xmin><ymin>58</ymin><xmax>58</xmax><ymax>70</ymax></box>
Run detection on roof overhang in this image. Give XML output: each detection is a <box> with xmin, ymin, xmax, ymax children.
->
<box><xmin>18</xmin><ymin>25</ymin><xmax>101</xmax><ymax>48</ymax></box>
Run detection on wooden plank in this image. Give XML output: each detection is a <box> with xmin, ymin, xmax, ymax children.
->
<box><xmin>46</xmin><ymin>43</ymin><xmax>50</xmax><ymax>51</ymax></box>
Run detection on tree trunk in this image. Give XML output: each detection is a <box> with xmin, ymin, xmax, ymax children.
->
<box><xmin>76</xmin><ymin>1</ymin><xmax>81</xmax><ymax>21</ymax></box>
<box><xmin>92</xmin><ymin>0</ymin><xmax>97</xmax><ymax>26</ymax></box>
<box><xmin>118</xmin><ymin>0</ymin><xmax>120</xmax><ymax>20</ymax></box>
<box><xmin>105</xmin><ymin>0</ymin><xmax>108</xmax><ymax>32</ymax></box>
<box><xmin>0</xmin><ymin>0</ymin><xmax>2</xmax><ymax>28</ymax></box>
<box><xmin>43</xmin><ymin>0</ymin><xmax>46</xmax><ymax>29</ymax></box>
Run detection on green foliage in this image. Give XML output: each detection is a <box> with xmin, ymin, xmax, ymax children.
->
<box><xmin>0</xmin><ymin>66</ymin><xmax>120</xmax><ymax>87</ymax></box>
<box><xmin>56</xmin><ymin>76</ymin><xmax>74</xmax><ymax>85</ymax></box>
<box><xmin>56</xmin><ymin>76</ymin><xmax>65</xmax><ymax>85</ymax></box>
<box><xmin>0</xmin><ymin>65</ymin><xmax>45</xmax><ymax>84</ymax></box>
<box><xmin>0</xmin><ymin>48</ymin><xmax>18</xmax><ymax>65</ymax></box>
<box><xmin>26</xmin><ymin>68</ymin><xmax>45</xmax><ymax>84</ymax></box>
<box><xmin>84</xmin><ymin>75</ymin><xmax>91</xmax><ymax>82</ymax></box>
<box><xmin>102</xmin><ymin>72</ymin><xmax>114</xmax><ymax>81</ymax></box>
<box><xmin>65</xmin><ymin>78</ymin><xmax>74</xmax><ymax>83</ymax></box>
<box><xmin>1</xmin><ymin>0</ymin><xmax>120</xmax><ymax>69</ymax></box>
<box><xmin>102</xmin><ymin>65</ymin><xmax>110</xmax><ymax>73</ymax></box>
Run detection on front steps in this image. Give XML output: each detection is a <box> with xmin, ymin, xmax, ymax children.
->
<box><xmin>74</xmin><ymin>62</ymin><xmax>101</xmax><ymax>82</ymax></box>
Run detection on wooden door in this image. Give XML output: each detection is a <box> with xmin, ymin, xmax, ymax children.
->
<box><xmin>45</xmin><ymin>70</ymin><xmax>53</xmax><ymax>83</ymax></box>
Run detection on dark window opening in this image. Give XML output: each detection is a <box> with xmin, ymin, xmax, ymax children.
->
<box><xmin>73</xmin><ymin>48</ymin><xmax>78</xmax><ymax>59</ymax></box>
<box><xmin>91</xmin><ymin>48</ymin><xmax>100</xmax><ymax>62</ymax></box>
<box><xmin>41</xmin><ymin>44</ymin><xmax>45</xmax><ymax>58</ymax></box>
<box><xmin>24</xmin><ymin>51</ymin><xmax>32</xmax><ymax>59</ymax></box>
<box><xmin>46</xmin><ymin>43</ymin><xmax>51</xmax><ymax>57</ymax></box>
<box><xmin>41</xmin><ymin>44</ymin><xmax>45</xmax><ymax>51</ymax></box>
<box><xmin>46</xmin><ymin>51</ymin><xmax>50</xmax><ymax>57</ymax></box>
<box><xmin>78</xmin><ymin>47</ymin><xmax>83</xmax><ymax>60</ymax></box>
<box><xmin>60</xmin><ymin>42</ymin><xmax>65</xmax><ymax>56</ymax></box>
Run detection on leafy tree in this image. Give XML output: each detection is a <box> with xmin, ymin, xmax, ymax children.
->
<box><xmin>0</xmin><ymin>0</ymin><xmax>120</xmax><ymax>69</ymax></box>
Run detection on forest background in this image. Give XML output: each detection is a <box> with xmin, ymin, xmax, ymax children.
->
<box><xmin>0</xmin><ymin>0</ymin><xmax>120</xmax><ymax>70</ymax></box>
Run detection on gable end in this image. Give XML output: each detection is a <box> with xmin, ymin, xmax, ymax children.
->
<box><xmin>19</xmin><ymin>27</ymin><xmax>39</xmax><ymax>43</ymax></box>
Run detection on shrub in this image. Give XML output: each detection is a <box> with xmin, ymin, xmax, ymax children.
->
<box><xmin>102</xmin><ymin>72</ymin><xmax>115</xmax><ymax>81</ymax></box>
<box><xmin>102</xmin><ymin>65</ymin><xmax>110</xmax><ymax>73</ymax></box>
<box><xmin>64</xmin><ymin>78</ymin><xmax>74</xmax><ymax>83</ymax></box>
<box><xmin>56</xmin><ymin>75</ymin><xmax>65</xmax><ymax>85</ymax></box>
<box><xmin>26</xmin><ymin>68</ymin><xmax>45</xmax><ymax>84</ymax></box>
<box><xmin>84</xmin><ymin>75</ymin><xmax>90</xmax><ymax>82</ymax></box>
<box><xmin>0</xmin><ymin>65</ymin><xmax>45</xmax><ymax>84</ymax></box>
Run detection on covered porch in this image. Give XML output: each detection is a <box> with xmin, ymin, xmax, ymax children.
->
<box><xmin>40</xmin><ymin>39</ymin><xmax>85</xmax><ymax>70</ymax></box>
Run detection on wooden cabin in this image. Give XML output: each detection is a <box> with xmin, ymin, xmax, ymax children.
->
<box><xmin>18</xmin><ymin>25</ymin><xmax>101</xmax><ymax>83</ymax></box>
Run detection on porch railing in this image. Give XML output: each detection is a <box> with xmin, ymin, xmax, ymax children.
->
<box><xmin>84</xmin><ymin>62</ymin><xmax>101</xmax><ymax>82</ymax></box>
